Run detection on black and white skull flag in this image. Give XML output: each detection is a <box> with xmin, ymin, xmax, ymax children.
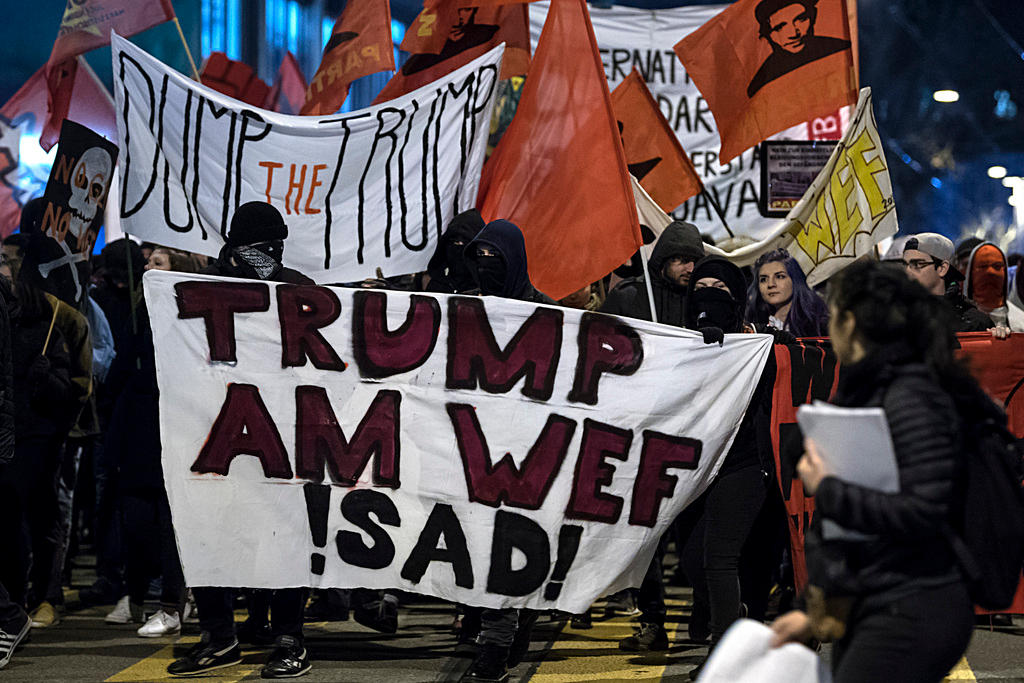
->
<box><xmin>112</xmin><ymin>32</ymin><xmax>502</xmax><ymax>283</ymax></box>
<box><xmin>38</xmin><ymin>119</ymin><xmax>118</xmax><ymax>304</ymax></box>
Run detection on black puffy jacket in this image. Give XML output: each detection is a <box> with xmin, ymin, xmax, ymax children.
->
<box><xmin>806</xmin><ymin>346</ymin><xmax>964</xmax><ymax>601</ymax></box>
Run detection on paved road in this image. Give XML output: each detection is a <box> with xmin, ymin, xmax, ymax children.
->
<box><xmin>4</xmin><ymin>586</ymin><xmax>1023</xmax><ymax>682</ymax></box>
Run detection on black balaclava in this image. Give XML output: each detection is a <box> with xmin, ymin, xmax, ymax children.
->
<box><xmin>685</xmin><ymin>256</ymin><xmax>747</xmax><ymax>333</ymax></box>
<box><xmin>427</xmin><ymin>209</ymin><xmax>485</xmax><ymax>292</ymax></box>
<box><xmin>465</xmin><ymin>219</ymin><xmax>532</xmax><ymax>299</ymax></box>
<box><xmin>224</xmin><ymin>201</ymin><xmax>289</xmax><ymax>280</ymax></box>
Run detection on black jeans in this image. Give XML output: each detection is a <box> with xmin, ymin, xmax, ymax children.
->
<box><xmin>832</xmin><ymin>582</ymin><xmax>974</xmax><ymax>683</ymax></box>
<box><xmin>193</xmin><ymin>586</ymin><xmax>306</xmax><ymax>646</ymax></box>
<box><xmin>0</xmin><ymin>580</ymin><xmax>25</xmax><ymax>631</ymax></box>
<box><xmin>680</xmin><ymin>463</ymin><xmax>767</xmax><ymax>642</ymax></box>
<box><xmin>121</xmin><ymin>491</ymin><xmax>185</xmax><ymax>610</ymax></box>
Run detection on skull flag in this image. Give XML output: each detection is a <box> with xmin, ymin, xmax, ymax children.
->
<box><xmin>37</xmin><ymin>120</ymin><xmax>118</xmax><ymax>305</ymax></box>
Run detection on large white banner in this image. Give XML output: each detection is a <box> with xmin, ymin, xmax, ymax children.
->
<box><xmin>531</xmin><ymin>2</ymin><xmax>845</xmax><ymax>244</ymax></box>
<box><xmin>146</xmin><ymin>270</ymin><xmax>772</xmax><ymax>612</ymax></box>
<box><xmin>112</xmin><ymin>34</ymin><xmax>502</xmax><ymax>283</ymax></box>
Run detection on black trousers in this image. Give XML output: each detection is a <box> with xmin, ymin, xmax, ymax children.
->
<box><xmin>832</xmin><ymin>582</ymin><xmax>974</xmax><ymax>683</ymax></box>
<box><xmin>0</xmin><ymin>580</ymin><xmax>25</xmax><ymax>631</ymax></box>
<box><xmin>193</xmin><ymin>586</ymin><xmax>306</xmax><ymax>645</ymax></box>
<box><xmin>121</xmin><ymin>490</ymin><xmax>185</xmax><ymax>610</ymax></box>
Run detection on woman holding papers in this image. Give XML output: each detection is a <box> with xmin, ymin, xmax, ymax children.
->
<box><xmin>770</xmin><ymin>260</ymin><xmax>975</xmax><ymax>683</ymax></box>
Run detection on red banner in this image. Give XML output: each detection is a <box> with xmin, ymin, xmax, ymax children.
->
<box><xmin>770</xmin><ymin>334</ymin><xmax>1024</xmax><ymax>613</ymax></box>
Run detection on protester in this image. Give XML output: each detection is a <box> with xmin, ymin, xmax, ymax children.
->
<box><xmin>599</xmin><ymin>220</ymin><xmax>705</xmax><ymax>326</ymax></box>
<box><xmin>746</xmin><ymin>248</ymin><xmax>829</xmax><ymax>337</ymax></box>
<box><xmin>145</xmin><ymin>247</ymin><xmax>199</xmax><ymax>274</ymax></box>
<box><xmin>901</xmin><ymin>234</ymin><xmax>995</xmax><ymax>332</ymax></box>
<box><xmin>425</xmin><ymin>208</ymin><xmax>485</xmax><ymax>293</ymax></box>
<box><xmin>461</xmin><ymin>218</ymin><xmax>551</xmax><ymax>682</ymax></box>
<box><xmin>961</xmin><ymin>242</ymin><xmax>1024</xmax><ymax>331</ymax></box>
<box><xmin>771</xmin><ymin>260</ymin><xmax>974</xmax><ymax>682</ymax></box>
<box><xmin>169</xmin><ymin>201</ymin><xmax>313</xmax><ymax>679</ymax></box>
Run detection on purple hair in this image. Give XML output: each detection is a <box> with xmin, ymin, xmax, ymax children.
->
<box><xmin>745</xmin><ymin>248</ymin><xmax>830</xmax><ymax>337</ymax></box>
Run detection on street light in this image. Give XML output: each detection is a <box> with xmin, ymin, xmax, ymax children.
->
<box><xmin>933</xmin><ymin>89</ymin><xmax>960</xmax><ymax>103</ymax></box>
<box><xmin>988</xmin><ymin>165</ymin><xmax>1008</xmax><ymax>179</ymax></box>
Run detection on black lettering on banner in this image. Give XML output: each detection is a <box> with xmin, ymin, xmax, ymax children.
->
<box><xmin>117</xmin><ymin>50</ymin><xmax>158</xmax><ymax>219</ymax></box>
<box><xmin>193</xmin><ymin>97</ymin><xmax>238</xmax><ymax>240</ymax></box>
<box><xmin>420</xmin><ymin>94</ymin><xmax>441</xmax><ymax>249</ymax></box>
<box><xmin>159</xmin><ymin>75</ymin><xmax>194</xmax><ymax>233</ymax></box>
<box><xmin>444</xmin><ymin>73</ymin><xmax>475</xmax><ymax>217</ymax></box>
<box><xmin>364</xmin><ymin>108</ymin><xmax>406</xmax><ymax>260</ymax></box>
<box><xmin>320</xmin><ymin>112</ymin><xmax>370</xmax><ymax>269</ymax></box>
<box><xmin>430</xmin><ymin>87</ymin><xmax>444</xmax><ymax>242</ymax></box>
<box><xmin>738</xmin><ymin>179</ymin><xmax>760</xmax><ymax>218</ymax></box>
<box><xmin>303</xmin><ymin>483</ymin><xmax>330</xmax><ymax>575</ymax></box>
<box><xmin>396</xmin><ymin>100</ymin><xmax>418</xmax><ymax>252</ymax></box>
<box><xmin>336</xmin><ymin>489</ymin><xmax>401</xmax><ymax>570</ymax></box>
<box><xmin>486</xmin><ymin>511</ymin><xmax>550</xmax><ymax>597</ymax></box>
<box><xmin>400</xmin><ymin>503</ymin><xmax>473</xmax><ymax>588</ymax></box>
<box><xmin>190</xmin><ymin>94</ymin><xmax>209</xmax><ymax>239</ymax></box>
<box><xmin>544</xmin><ymin>524</ymin><xmax>584</xmax><ymax>600</ymax></box>
<box><xmin>235</xmin><ymin>109</ymin><xmax>272</xmax><ymax>212</ymax></box>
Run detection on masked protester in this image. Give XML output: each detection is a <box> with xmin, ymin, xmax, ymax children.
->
<box><xmin>170</xmin><ymin>202</ymin><xmax>313</xmax><ymax>680</ymax></box>
<box><xmin>600</xmin><ymin>220</ymin><xmax>705</xmax><ymax>327</ymax></box>
<box><xmin>460</xmin><ymin>219</ymin><xmax>552</xmax><ymax>683</ymax></box>
<box><xmin>425</xmin><ymin>209</ymin><xmax>485</xmax><ymax>293</ymax></box>
<box><xmin>963</xmin><ymin>242</ymin><xmax>1024</xmax><ymax>331</ymax></box>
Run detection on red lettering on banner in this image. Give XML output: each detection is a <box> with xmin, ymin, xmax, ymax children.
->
<box><xmin>277</xmin><ymin>285</ymin><xmax>346</xmax><ymax>371</ymax></box>
<box><xmin>175</xmin><ymin>281</ymin><xmax>271</xmax><ymax>362</ymax></box>
<box><xmin>446</xmin><ymin>297</ymin><xmax>563</xmax><ymax>401</ymax></box>
<box><xmin>295</xmin><ymin>386</ymin><xmax>401</xmax><ymax>487</ymax></box>
<box><xmin>807</xmin><ymin>108</ymin><xmax>843</xmax><ymax>140</ymax></box>
<box><xmin>568</xmin><ymin>312</ymin><xmax>644</xmax><ymax>405</ymax></box>
<box><xmin>565</xmin><ymin>419</ymin><xmax>632</xmax><ymax>524</ymax></box>
<box><xmin>352</xmin><ymin>291</ymin><xmax>441</xmax><ymax>379</ymax></box>
<box><xmin>447</xmin><ymin>403</ymin><xmax>576</xmax><ymax>510</ymax></box>
<box><xmin>629</xmin><ymin>430</ymin><xmax>702</xmax><ymax>527</ymax></box>
<box><xmin>193</xmin><ymin>383</ymin><xmax>292</xmax><ymax>478</ymax></box>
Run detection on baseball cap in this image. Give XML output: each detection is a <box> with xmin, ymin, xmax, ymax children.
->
<box><xmin>904</xmin><ymin>233</ymin><xmax>963</xmax><ymax>280</ymax></box>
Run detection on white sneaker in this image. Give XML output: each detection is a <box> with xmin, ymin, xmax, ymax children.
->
<box><xmin>182</xmin><ymin>591</ymin><xmax>199</xmax><ymax>624</ymax></box>
<box><xmin>137</xmin><ymin>609</ymin><xmax>181</xmax><ymax>638</ymax></box>
<box><xmin>105</xmin><ymin>596</ymin><xmax>143</xmax><ymax>624</ymax></box>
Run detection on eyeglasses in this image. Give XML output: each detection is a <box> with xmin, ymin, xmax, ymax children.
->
<box><xmin>902</xmin><ymin>258</ymin><xmax>940</xmax><ymax>271</ymax></box>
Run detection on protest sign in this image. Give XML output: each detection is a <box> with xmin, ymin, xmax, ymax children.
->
<box><xmin>530</xmin><ymin>2</ymin><xmax>831</xmax><ymax>244</ymax></box>
<box><xmin>112</xmin><ymin>34</ymin><xmax>501</xmax><ymax>284</ymax></box>
<box><xmin>145</xmin><ymin>270</ymin><xmax>773</xmax><ymax>611</ymax></box>
<box><xmin>35</xmin><ymin>120</ymin><xmax>118</xmax><ymax>304</ymax></box>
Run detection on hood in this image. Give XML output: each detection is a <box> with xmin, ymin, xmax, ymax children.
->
<box><xmin>426</xmin><ymin>209</ymin><xmax>485</xmax><ymax>287</ymax></box>
<box><xmin>685</xmin><ymin>255</ymin><xmax>747</xmax><ymax>332</ymax></box>
<box><xmin>466</xmin><ymin>219</ymin><xmax>533</xmax><ymax>299</ymax></box>
<box><xmin>648</xmin><ymin>221</ymin><xmax>705</xmax><ymax>284</ymax></box>
<box><xmin>964</xmin><ymin>242</ymin><xmax>1008</xmax><ymax>312</ymax></box>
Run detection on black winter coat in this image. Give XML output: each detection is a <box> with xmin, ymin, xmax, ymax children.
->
<box><xmin>0</xmin><ymin>294</ymin><xmax>13</xmax><ymax>463</ymax></box>
<box><xmin>806</xmin><ymin>348</ymin><xmax>964</xmax><ymax>601</ymax></box>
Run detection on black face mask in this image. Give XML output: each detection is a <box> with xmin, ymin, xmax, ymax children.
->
<box><xmin>690</xmin><ymin>287</ymin><xmax>741</xmax><ymax>333</ymax></box>
<box><xmin>444</xmin><ymin>239</ymin><xmax>474</xmax><ymax>289</ymax></box>
<box><xmin>472</xmin><ymin>254</ymin><xmax>507</xmax><ymax>295</ymax></box>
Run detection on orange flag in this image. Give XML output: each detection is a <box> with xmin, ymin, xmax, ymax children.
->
<box><xmin>477</xmin><ymin>0</ymin><xmax>641</xmax><ymax>301</ymax></box>
<box><xmin>302</xmin><ymin>0</ymin><xmax>395</xmax><ymax>116</ymax></box>
<box><xmin>374</xmin><ymin>4</ymin><xmax>529</xmax><ymax>104</ymax></box>
<box><xmin>674</xmin><ymin>0</ymin><xmax>858</xmax><ymax>163</ymax></box>
<box><xmin>265</xmin><ymin>52</ymin><xmax>308</xmax><ymax>115</ymax></box>
<box><xmin>610</xmin><ymin>69</ymin><xmax>703</xmax><ymax>213</ymax></box>
<box><xmin>200</xmin><ymin>53</ymin><xmax>271</xmax><ymax>107</ymax></box>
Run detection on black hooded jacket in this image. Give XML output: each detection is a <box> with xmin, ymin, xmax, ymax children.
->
<box><xmin>465</xmin><ymin>219</ymin><xmax>555</xmax><ymax>304</ymax></box>
<box><xmin>599</xmin><ymin>221</ymin><xmax>705</xmax><ymax>327</ymax></box>
<box><xmin>426</xmin><ymin>209</ymin><xmax>484</xmax><ymax>294</ymax></box>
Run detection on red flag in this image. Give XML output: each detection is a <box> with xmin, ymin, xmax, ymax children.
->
<box><xmin>477</xmin><ymin>0</ymin><xmax>641</xmax><ymax>301</ymax></box>
<box><xmin>48</xmin><ymin>0</ymin><xmax>176</xmax><ymax>66</ymax></box>
<box><xmin>674</xmin><ymin>0</ymin><xmax>858</xmax><ymax>163</ymax></box>
<box><xmin>1</xmin><ymin>58</ymin><xmax>116</xmax><ymax>236</ymax></box>
<box><xmin>200</xmin><ymin>53</ymin><xmax>272</xmax><ymax>108</ymax></box>
<box><xmin>302</xmin><ymin>0</ymin><xmax>395</xmax><ymax>116</ymax></box>
<box><xmin>610</xmin><ymin>69</ymin><xmax>703</xmax><ymax>212</ymax></box>
<box><xmin>265</xmin><ymin>52</ymin><xmax>308</xmax><ymax>115</ymax></box>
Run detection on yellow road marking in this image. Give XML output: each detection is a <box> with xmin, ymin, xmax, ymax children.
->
<box><xmin>944</xmin><ymin>657</ymin><xmax>977</xmax><ymax>681</ymax></box>
<box><xmin>104</xmin><ymin>636</ymin><xmax>263</xmax><ymax>683</ymax></box>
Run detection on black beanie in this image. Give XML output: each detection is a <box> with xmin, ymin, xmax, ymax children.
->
<box><xmin>227</xmin><ymin>201</ymin><xmax>288</xmax><ymax>247</ymax></box>
<box><xmin>19</xmin><ymin>197</ymin><xmax>47</xmax><ymax>236</ymax></box>
<box><xmin>688</xmin><ymin>256</ymin><xmax>747</xmax><ymax>301</ymax></box>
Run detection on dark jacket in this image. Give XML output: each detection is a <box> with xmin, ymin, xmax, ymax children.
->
<box><xmin>0</xmin><ymin>292</ymin><xmax>13</xmax><ymax>463</ymax></box>
<box><xmin>943</xmin><ymin>286</ymin><xmax>994</xmax><ymax>332</ymax></box>
<box><xmin>466</xmin><ymin>219</ymin><xmax>556</xmax><ymax>305</ymax></box>
<box><xmin>200</xmin><ymin>254</ymin><xmax>315</xmax><ymax>285</ymax></box>
<box><xmin>599</xmin><ymin>221</ymin><xmax>705</xmax><ymax>327</ymax></box>
<box><xmin>806</xmin><ymin>347</ymin><xmax>963</xmax><ymax>601</ymax></box>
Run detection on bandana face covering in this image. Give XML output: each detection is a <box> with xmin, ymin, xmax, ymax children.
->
<box><xmin>690</xmin><ymin>287</ymin><xmax>741</xmax><ymax>332</ymax></box>
<box><xmin>971</xmin><ymin>245</ymin><xmax>1006</xmax><ymax>311</ymax></box>
<box><xmin>233</xmin><ymin>240</ymin><xmax>284</xmax><ymax>280</ymax></box>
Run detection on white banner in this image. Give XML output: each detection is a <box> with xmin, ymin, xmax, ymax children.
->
<box><xmin>531</xmin><ymin>2</ymin><xmax>846</xmax><ymax>244</ymax></box>
<box><xmin>146</xmin><ymin>270</ymin><xmax>772</xmax><ymax>612</ymax></box>
<box><xmin>112</xmin><ymin>33</ymin><xmax>502</xmax><ymax>283</ymax></box>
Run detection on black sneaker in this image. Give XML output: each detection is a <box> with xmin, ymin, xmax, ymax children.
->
<box><xmin>353</xmin><ymin>594</ymin><xmax>398</xmax><ymax>634</ymax></box>
<box><xmin>570</xmin><ymin>609</ymin><xmax>592</xmax><ymax>630</ymax></box>
<box><xmin>167</xmin><ymin>636</ymin><xmax>242</xmax><ymax>676</ymax></box>
<box><xmin>0</xmin><ymin>613</ymin><xmax>31</xmax><ymax>670</ymax></box>
<box><xmin>78</xmin><ymin>577</ymin><xmax>122</xmax><ymax>606</ymax></box>
<box><xmin>618</xmin><ymin>623</ymin><xmax>669</xmax><ymax>652</ymax></box>
<box><xmin>237</xmin><ymin>618</ymin><xmax>275</xmax><ymax>647</ymax></box>
<box><xmin>260</xmin><ymin>635</ymin><xmax>311</xmax><ymax>679</ymax></box>
<box><xmin>463</xmin><ymin>643</ymin><xmax>510</xmax><ymax>682</ymax></box>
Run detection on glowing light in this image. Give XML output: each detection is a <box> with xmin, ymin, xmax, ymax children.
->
<box><xmin>988</xmin><ymin>165</ymin><xmax>1008</xmax><ymax>179</ymax></box>
<box><xmin>18</xmin><ymin>133</ymin><xmax>56</xmax><ymax>170</ymax></box>
<box><xmin>933</xmin><ymin>89</ymin><xmax>960</xmax><ymax>103</ymax></box>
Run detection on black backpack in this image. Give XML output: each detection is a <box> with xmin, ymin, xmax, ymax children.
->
<box><xmin>946</xmin><ymin>391</ymin><xmax>1024</xmax><ymax>610</ymax></box>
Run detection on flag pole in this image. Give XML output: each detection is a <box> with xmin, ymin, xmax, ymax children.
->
<box><xmin>701</xmin><ymin>187</ymin><xmax>735</xmax><ymax>239</ymax></box>
<box><xmin>173</xmin><ymin>17</ymin><xmax>202</xmax><ymax>81</ymax></box>
<box><xmin>639</xmin><ymin>244</ymin><xmax>659</xmax><ymax>325</ymax></box>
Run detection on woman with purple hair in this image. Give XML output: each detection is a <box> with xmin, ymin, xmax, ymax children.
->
<box><xmin>746</xmin><ymin>249</ymin><xmax>830</xmax><ymax>337</ymax></box>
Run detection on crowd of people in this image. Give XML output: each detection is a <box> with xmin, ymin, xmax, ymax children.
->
<box><xmin>0</xmin><ymin>197</ymin><xmax>1019</xmax><ymax>682</ymax></box>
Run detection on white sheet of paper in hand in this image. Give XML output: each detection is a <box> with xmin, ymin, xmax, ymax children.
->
<box><xmin>697</xmin><ymin>619</ymin><xmax>831</xmax><ymax>683</ymax></box>
<box><xmin>796</xmin><ymin>402</ymin><xmax>900</xmax><ymax>541</ymax></box>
